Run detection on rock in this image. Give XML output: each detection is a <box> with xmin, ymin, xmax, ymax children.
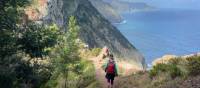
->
<box><xmin>152</xmin><ymin>55</ymin><xmax>177</xmax><ymax>66</ymax></box>
<box><xmin>152</xmin><ymin>52</ymin><xmax>200</xmax><ymax>66</ymax></box>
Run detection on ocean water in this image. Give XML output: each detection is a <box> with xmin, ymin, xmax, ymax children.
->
<box><xmin>115</xmin><ymin>9</ymin><xmax>200</xmax><ymax>66</ymax></box>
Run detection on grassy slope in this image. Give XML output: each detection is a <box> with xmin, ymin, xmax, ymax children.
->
<box><xmin>114</xmin><ymin>56</ymin><xmax>200</xmax><ymax>88</ymax></box>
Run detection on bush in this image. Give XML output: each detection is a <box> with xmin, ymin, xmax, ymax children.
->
<box><xmin>168</xmin><ymin>64</ymin><xmax>182</xmax><ymax>78</ymax></box>
<box><xmin>44</xmin><ymin>60</ymin><xmax>96</xmax><ymax>88</ymax></box>
<box><xmin>149</xmin><ymin>64</ymin><xmax>168</xmax><ymax>78</ymax></box>
<box><xmin>149</xmin><ymin>63</ymin><xmax>182</xmax><ymax>79</ymax></box>
<box><xmin>186</xmin><ymin>56</ymin><xmax>200</xmax><ymax>76</ymax></box>
<box><xmin>91</xmin><ymin>48</ymin><xmax>101</xmax><ymax>56</ymax></box>
<box><xmin>77</xmin><ymin>60</ymin><xmax>96</xmax><ymax>87</ymax></box>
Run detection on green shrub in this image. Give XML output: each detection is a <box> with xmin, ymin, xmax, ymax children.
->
<box><xmin>149</xmin><ymin>64</ymin><xmax>168</xmax><ymax>78</ymax></box>
<box><xmin>149</xmin><ymin>68</ymin><xmax>157</xmax><ymax>78</ymax></box>
<box><xmin>44</xmin><ymin>60</ymin><xmax>97</xmax><ymax>88</ymax></box>
<box><xmin>186</xmin><ymin>56</ymin><xmax>200</xmax><ymax>76</ymax></box>
<box><xmin>77</xmin><ymin>60</ymin><xmax>96</xmax><ymax>88</ymax></box>
<box><xmin>91</xmin><ymin>48</ymin><xmax>101</xmax><ymax>56</ymax></box>
<box><xmin>168</xmin><ymin>64</ymin><xmax>182</xmax><ymax>78</ymax></box>
<box><xmin>149</xmin><ymin>63</ymin><xmax>182</xmax><ymax>79</ymax></box>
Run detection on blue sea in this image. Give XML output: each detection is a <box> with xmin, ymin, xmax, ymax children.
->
<box><xmin>114</xmin><ymin>9</ymin><xmax>200</xmax><ymax>66</ymax></box>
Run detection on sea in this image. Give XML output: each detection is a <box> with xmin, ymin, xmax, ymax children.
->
<box><xmin>114</xmin><ymin>9</ymin><xmax>200</xmax><ymax>67</ymax></box>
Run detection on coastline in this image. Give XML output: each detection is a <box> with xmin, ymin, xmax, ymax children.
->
<box><xmin>112</xmin><ymin>19</ymin><xmax>127</xmax><ymax>25</ymax></box>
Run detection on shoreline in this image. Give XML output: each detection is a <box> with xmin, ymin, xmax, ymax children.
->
<box><xmin>112</xmin><ymin>19</ymin><xmax>127</xmax><ymax>25</ymax></box>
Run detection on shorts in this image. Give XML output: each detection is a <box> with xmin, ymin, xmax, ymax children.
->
<box><xmin>105</xmin><ymin>73</ymin><xmax>115</xmax><ymax>81</ymax></box>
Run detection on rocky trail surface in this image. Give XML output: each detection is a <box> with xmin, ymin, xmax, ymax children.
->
<box><xmin>87</xmin><ymin>52</ymin><xmax>122</xmax><ymax>88</ymax></box>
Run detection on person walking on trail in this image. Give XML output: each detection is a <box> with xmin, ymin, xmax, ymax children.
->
<box><xmin>104</xmin><ymin>54</ymin><xmax>118</xmax><ymax>88</ymax></box>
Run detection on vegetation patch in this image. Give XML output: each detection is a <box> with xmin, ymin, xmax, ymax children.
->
<box><xmin>186</xmin><ymin>56</ymin><xmax>200</xmax><ymax>76</ymax></box>
<box><xmin>115</xmin><ymin>56</ymin><xmax>200</xmax><ymax>88</ymax></box>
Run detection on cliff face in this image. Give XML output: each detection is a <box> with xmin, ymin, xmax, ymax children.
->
<box><xmin>44</xmin><ymin>0</ymin><xmax>146</xmax><ymax>69</ymax></box>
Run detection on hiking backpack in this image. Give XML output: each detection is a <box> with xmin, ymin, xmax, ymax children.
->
<box><xmin>106</xmin><ymin>61</ymin><xmax>115</xmax><ymax>74</ymax></box>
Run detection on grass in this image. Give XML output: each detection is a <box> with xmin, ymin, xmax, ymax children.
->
<box><xmin>186</xmin><ymin>56</ymin><xmax>200</xmax><ymax>76</ymax></box>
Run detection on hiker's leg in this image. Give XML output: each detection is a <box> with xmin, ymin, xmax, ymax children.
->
<box><xmin>107</xmin><ymin>79</ymin><xmax>111</xmax><ymax>88</ymax></box>
<box><xmin>109</xmin><ymin>79</ymin><xmax>113</xmax><ymax>88</ymax></box>
<box><xmin>110</xmin><ymin>74</ymin><xmax>115</xmax><ymax>88</ymax></box>
<box><xmin>107</xmin><ymin>78</ymin><xmax>110</xmax><ymax>83</ymax></box>
<box><xmin>110</xmin><ymin>79</ymin><xmax>114</xmax><ymax>88</ymax></box>
<box><xmin>111</xmin><ymin>79</ymin><xmax>114</xmax><ymax>85</ymax></box>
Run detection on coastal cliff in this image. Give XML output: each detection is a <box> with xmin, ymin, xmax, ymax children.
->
<box><xmin>24</xmin><ymin>0</ymin><xmax>146</xmax><ymax>69</ymax></box>
<box><xmin>44</xmin><ymin>0</ymin><xmax>146</xmax><ymax>69</ymax></box>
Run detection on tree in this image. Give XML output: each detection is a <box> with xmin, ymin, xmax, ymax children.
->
<box><xmin>19</xmin><ymin>23</ymin><xmax>60</xmax><ymax>58</ymax></box>
<box><xmin>0</xmin><ymin>0</ymin><xmax>62</xmax><ymax>87</ymax></box>
<box><xmin>47</xmin><ymin>16</ymin><xmax>80</xmax><ymax>88</ymax></box>
<box><xmin>0</xmin><ymin>0</ymin><xmax>29</xmax><ymax>59</ymax></box>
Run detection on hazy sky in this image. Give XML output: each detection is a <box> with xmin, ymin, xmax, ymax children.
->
<box><xmin>121</xmin><ymin>0</ymin><xmax>200</xmax><ymax>9</ymax></box>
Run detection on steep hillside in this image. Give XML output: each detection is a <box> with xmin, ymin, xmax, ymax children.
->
<box><xmin>44</xmin><ymin>0</ymin><xmax>146</xmax><ymax>69</ymax></box>
<box><xmin>89</xmin><ymin>0</ymin><xmax>123</xmax><ymax>23</ymax></box>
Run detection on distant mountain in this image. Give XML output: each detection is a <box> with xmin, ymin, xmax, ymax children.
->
<box><xmin>89</xmin><ymin>0</ymin><xmax>154</xmax><ymax>23</ymax></box>
<box><xmin>104</xmin><ymin>0</ymin><xmax>155</xmax><ymax>13</ymax></box>
<box><xmin>89</xmin><ymin>0</ymin><xmax>123</xmax><ymax>23</ymax></box>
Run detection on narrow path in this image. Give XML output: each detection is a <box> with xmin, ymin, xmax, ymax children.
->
<box><xmin>89</xmin><ymin>57</ymin><xmax>108</xmax><ymax>88</ymax></box>
<box><xmin>89</xmin><ymin>56</ymin><xmax>121</xmax><ymax>88</ymax></box>
<box><xmin>88</xmin><ymin>55</ymin><xmax>141</xmax><ymax>88</ymax></box>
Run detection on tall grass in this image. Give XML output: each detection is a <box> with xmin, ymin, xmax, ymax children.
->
<box><xmin>186</xmin><ymin>56</ymin><xmax>200</xmax><ymax>76</ymax></box>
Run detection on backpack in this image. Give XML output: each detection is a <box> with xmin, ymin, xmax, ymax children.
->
<box><xmin>106</xmin><ymin>61</ymin><xmax>115</xmax><ymax>74</ymax></box>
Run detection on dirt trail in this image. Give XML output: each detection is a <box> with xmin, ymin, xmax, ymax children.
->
<box><xmin>89</xmin><ymin>55</ymin><xmax>123</xmax><ymax>88</ymax></box>
<box><xmin>88</xmin><ymin>56</ymin><xmax>139</xmax><ymax>88</ymax></box>
<box><xmin>87</xmin><ymin>47</ymin><xmax>141</xmax><ymax>88</ymax></box>
<box><xmin>89</xmin><ymin>57</ymin><xmax>108</xmax><ymax>88</ymax></box>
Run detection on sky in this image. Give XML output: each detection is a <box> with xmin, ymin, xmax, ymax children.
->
<box><xmin>120</xmin><ymin>0</ymin><xmax>200</xmax><ymax>9</ymax></box>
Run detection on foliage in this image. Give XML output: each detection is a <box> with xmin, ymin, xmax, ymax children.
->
<box><xmin>0</xmin><ymin>0</ymin><xmax>97</xmax><ymax>87</ymax></box>
<box><xmin>0</xmin><ymin>53</ymin><xmax>51</xmax><ymax>88</ymax></box>
<box><xmin>115</xmin><ymin>56</ymin><xmax>200</xmax><ymax>88</ymax></box>
<box><xmin>168</xmin><ymin>64</ymin><xmax>182</xmax><ymax>78</ymax></box>
<box><xmin>91</xmin><ymin>48</ymin><xmax>101</xmax><ymax>56</ymax></box>
<box><xmin>44</xmin><ymin>16</ymin><xmax>100</xmax><ymax>88</ymax></box>
<box><xmin>19</xmin><ymin>23</ymin><xmax>60</xmax><ymax>57</ymax></box>
<box><xmin>45</xmin><ymin>16</ymin><xmax>86</xmax><ymax>88</ymax></box>
<box><xmin>168</xmin><ymin>58</ymin><xmax>181</xmax><ymax>65</ymax></box>
<box><xmin>186</xmin><ymin>56</ymin><xmax>200</xmax><ymax>76</ymax></box>
<box><xmin>0</xmin><ymin>0</ymin><xmax>29</xmax><ymax>30</ymax></box>
<box><xmin>80</xmin><ymin>47</ymin><xmax>102</xmax><ymax>58</ymax></box>
<box><xmin>0</xmin><ymin>0</ymin><xmax>29</xmax><ymax>59</ymax></box>
<box><xmin>149</xmin><ymin>63</ymin><xmax>182</xmax><ymax>79</ymax></box>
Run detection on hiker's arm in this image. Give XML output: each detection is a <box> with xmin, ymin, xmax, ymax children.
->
<box><xmin>115</xmin><ymin>64</ymin><xmax>118</xmax><ymax>76</ymax></box>
<box><xmin>102</xmin><ymin>61</ymin><xmax>108</xmax><ymax>72</ymax></box>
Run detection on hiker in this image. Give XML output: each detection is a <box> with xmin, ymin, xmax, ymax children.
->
<box><xmin>104</xmin><ymin>54</ymin><xmax>118</xmax><ymax>88</ymax></box>
<box><xmin>102</xmin><ymin>46</ymin><xmax>110</xmax><ymax>59</ymax></box>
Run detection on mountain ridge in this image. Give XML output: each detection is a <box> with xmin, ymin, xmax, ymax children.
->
<box><xmin>89</xmin><ymin>0</ymin><xmax>123</xmax><ymax>23</ymax></box>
